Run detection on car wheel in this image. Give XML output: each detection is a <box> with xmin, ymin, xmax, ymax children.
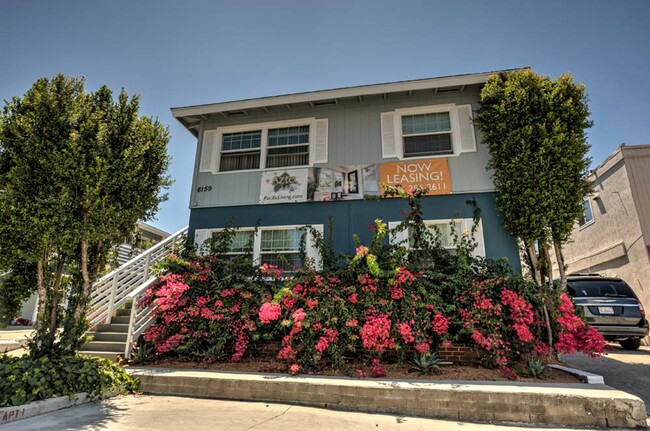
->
<box><xmin>620</xmin><ymin>338</ymin><xmax>642</xmax><ymax>350</ymax></box>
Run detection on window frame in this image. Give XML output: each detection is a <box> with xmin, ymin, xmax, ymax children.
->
<box><xmin>205</xmin><ymin>224</ymin><xmax>323</xmax><ymax>269</ymax></box>
<box><xmin>388</xmin><ymin>218</ymin><xmax>486</xmax><ymax>257</ymax></box>
<box><xmin>214</xmin><ymin>118</ymin><xmax>317</xmax><ymax>174</ymax></box>
<box><xmin>578</xmin><ymin>198</ymin><xmax>595</xmax><ymax>230</ymax></box>
<box><xmin>211</xmin><ymin>229</ymin><xmax>256</xmax><ymax>256</ymax></box>
<box><xmin>394</xmin><ymin>104</ymin><xmax>461</xmax><ymax>160</ymax></box>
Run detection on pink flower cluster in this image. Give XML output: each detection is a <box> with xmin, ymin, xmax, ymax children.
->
<box><xmin>370</xmin><ymin>359</ymin><xmax>387</xmax><ymax>378</ymax></box>
<box><xmin>355</xmin><ymin>246</ymin><xmax>369</xmax><ymax>257</ymax></box>
<box><xmin>399</xmin><ymin>322</ymin><xmax>415</xmax><ymax>343</ymax></box>
<box><xmin>501</xmin><ymin>289</ymin><xmax>534</xmax><ymax>342</ymax></box>
<box><xmin>260</xmin><ymin>263</ymin><xmax>283</xmax><ymax>280</ymax></box>
<box><xmin>432</xmin><ymin>312</ymin><xmax>449</xmax><ymax>335</ymax></box>
<box><xmin>315</xmin><ymin>328</ymin><xmax>339</xmax><ymax>353</ymax></box>
<box><xmin>554</xmin><ymin>293</ymin><xmax>606</xmax><ymax>357</ymax></box>
<box><xmin>259</xmin><ymin>302</ymin><xmax>282</xmax><ymax>323</ymax></box>
<box><xmin>361</xmin><ymin>312</ymin><xmax>394</xmax><ymax>353</ymax></box>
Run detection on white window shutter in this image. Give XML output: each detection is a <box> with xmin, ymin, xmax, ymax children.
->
<box><xmin>199</xmin><ymin>130</ymin><xmax>217</xmax><ymax>172</ymax></box>
<box><xmin>456</xmin><ymin>105</ymin><xmax>477</xmax><ymax>153</ymax></box>
<box><xmin>381</xmin><ymin>112</ymin><xmax>399</xmax><ymax>159</ymax></box>
<box><xmin>313</xmin><ymin>119</ymin><xmax>329</xmax><ymax>164</ymax></box>
<box><xmin>193</xmin><ymin>229</ymin><xmax>210</xmax><ymax>255</ymax></box>
<box><xmin>306</xmin><ymin>225</ymin><xmax>324</xmax><ymax>270</ymax></box>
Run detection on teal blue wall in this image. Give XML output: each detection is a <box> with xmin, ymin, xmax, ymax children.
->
<box><xmin>188</xmin><ymin>192</ymin><xmax>521</xmax><ymax>273</ymax></box>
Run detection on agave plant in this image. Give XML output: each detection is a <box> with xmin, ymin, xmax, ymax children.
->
<box><xmin>527</xmin><ymin>358</ymin><xmax>548</xmax><ymax>379</ymax></box>
<box><xmin>410</xmin><ymin>352</ymin><xmax>441</xmax><ymax>374</ymax></box>
<box><xmin>129</xmin><ymin>342</ymin><xmax>154</xmax><ymax>365</ymax></box>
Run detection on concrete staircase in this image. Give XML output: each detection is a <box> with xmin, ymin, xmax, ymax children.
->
<box><xmin>80</xmin><ymin>302</ymin><xmax>132</xmax><ymax>360</ymax></box>
<box><xmin>78</xmin><ymin>226</ymin><xmax>187</xmax><ymax>362</ymax></box>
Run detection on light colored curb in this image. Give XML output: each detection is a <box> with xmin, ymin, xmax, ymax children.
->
<box><xmin>0</xmin><ymin>341</ymin><xmax>20</xmax><ymax>352</ymax></box>
<box><xmin>549</xmin><ymin>364</ymin><xmax>605</xmax><ymax>384</ymax></box>
<box><xmin>129</xmin><ymin>368</ymin><xmax>648</xmax><ymax>429</ymax></box>
<box><xmin>0</xmin><ymin>393</ymin><xmax>90</xmax><ymax>426</ymax></box>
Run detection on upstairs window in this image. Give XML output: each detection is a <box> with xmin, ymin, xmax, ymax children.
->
<box><xmin>380</xmin><ymin>104</ymin><xmax>476</xmax><ymax>160</ymax></box>
<box><xmin>578</xmin><ymin>199</ymin><xmax>594</xmax><ymax>228</ymax></box>
<box><xmin>203</xmin><ymin>118</ymin><xmax>328</xmax><ymax>173</ymax></box>
<box><xmin>401</xmin><ymin>112</ymin><xmax>453</xmax><ymax>158</ymax></box>
<box><xmin>266</xmin><ymin>126</ymin><xmax>310</xmax><ymax>168</ymax></box>
<box><xmin>219</xmin><ymin>130</ymin><xmax>262</xmax><ymax>172</ymax></box>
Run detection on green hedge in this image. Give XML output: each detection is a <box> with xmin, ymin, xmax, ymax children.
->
<box><xmin>0</xmin><ymin>355</ymin><xmax>138</xmax><ymax>407</ymax></box>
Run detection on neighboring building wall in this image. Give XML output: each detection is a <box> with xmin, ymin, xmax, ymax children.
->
<box><xmin>117</xmin><ymin>222</ymin><xmax>171</xmax><ymax>266</ymax></box>
<box><xmin>561</xmin><ymin>145</ymin><xmax>650</xmax><ymax>317</ymax></box>
<box><xmin>623</xmin><ymin>145</ymin><xmax>650</xmax><ymax>261</ymax></box>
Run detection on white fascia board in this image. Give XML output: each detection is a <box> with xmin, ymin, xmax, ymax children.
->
<box><xmin>171</xmin><ymin>69</ymin><xmax>526</xmax><ymax>119</ymax></box>
<box><xmin>137</xmin><ymin>221</ymin><xmax>171</xmax><ymax>238</ymax></box>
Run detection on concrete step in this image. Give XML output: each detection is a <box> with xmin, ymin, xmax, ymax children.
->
<box><xmin>129</xmin><ymin>368</ymin><xmax>648</xmax><ymax>429</ymax></box>
<box><xmin>82</xmin><ymin>340</ymin><xmax>126</xmax><ymax>353</ymax></box>
<box><xmin>87</xmin><ymin>331</ymin><xmax>128</xmax><ymax>342</ymax></box>
<box><xmin>96</xmin><ymin>323</ymin><xmax>129</xmax><ymax>333</ymax></box>
<box><xmin>109</xmin><ymin>315</ymin><xmax>131</xmax><ymax>325</ymax></box>
<box><xmin>79</xmin><ymin>351</ymin><xmax>123</xmax><ymax>361</ymax></box>
<box><xmin>116</xmin><ymin>308</ymin><xmax>132</xmax><ymax>317</ymax></box>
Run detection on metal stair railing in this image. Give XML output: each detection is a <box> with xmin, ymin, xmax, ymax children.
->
<box><xmin>124</xmin><ymin>277</ymin><xmax>159</xmax><ymax>358</ymax></box>
<box><xmin>87</xmin><ymin>226</ymin><xmax>188</xmax><ymax>333</ymax></box>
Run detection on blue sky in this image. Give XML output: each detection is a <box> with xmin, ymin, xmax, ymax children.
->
<box><xmin>1</xmin><ymin>0</ymin><xmax>649</xmax><ymax>233</ymax></box>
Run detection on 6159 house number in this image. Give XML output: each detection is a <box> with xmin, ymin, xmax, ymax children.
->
<box><xmin>196</xmin><ymin>186</ymin><xmax>212</xmax><ymax>193</ymax></box>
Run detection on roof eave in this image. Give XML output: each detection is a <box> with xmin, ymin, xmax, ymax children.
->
<box><xmin>171</xmin><ymin>68</ymin><xmax>527</xmax><ymax>136</ymax></box>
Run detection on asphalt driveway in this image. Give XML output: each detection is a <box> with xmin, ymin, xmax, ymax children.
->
<box><xmin>560</xmin><ymin>345</ymin><xmax>650</xmax><ymax>413</ymax></box>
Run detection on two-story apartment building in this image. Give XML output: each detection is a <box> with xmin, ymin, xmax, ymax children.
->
<box><xmin>172</xmin><ymin>70</ymin><xmax>521</xmax><ymax>271</ymax></box>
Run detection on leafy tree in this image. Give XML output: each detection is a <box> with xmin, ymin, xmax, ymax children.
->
<box><xmin>475</xmin><ymin>70</ymin><xmax>592</xmax><ymax>289</ymax></box>
<box><xmin>0</xmin><ymin>74</ymin><xmax>171</xmax><ymax>356</ymax></box>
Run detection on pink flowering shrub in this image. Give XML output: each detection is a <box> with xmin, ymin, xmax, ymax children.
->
<box><xmin>141</xmin><ymin>252</ymin><xmax>280</xmax><ymax>362</ymax></box>
<box><xmin>554</xmin><ymin>293</ymin><xmax>606</xmax><ymax>357</ymax></box>
<box><xmin>139</xmin><ymin>188</ymin><xmax>604</xmax><ymax>377</ymax></box>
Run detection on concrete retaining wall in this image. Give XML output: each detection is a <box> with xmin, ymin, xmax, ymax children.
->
<box><xmin>129</xmin><ymin>368</ymin><xmax>648</xmax><ymax>428</ymax></box>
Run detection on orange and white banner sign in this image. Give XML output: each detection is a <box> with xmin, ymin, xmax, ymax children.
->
<box><xmin>378</xmin><ymin>158</ymin><xmax>452</xmax><ymax>196</ymax></box>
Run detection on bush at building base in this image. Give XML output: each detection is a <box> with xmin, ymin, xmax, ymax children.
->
<box><xmin>0</xmin><ymin>355</ymin><xmax>139</xmax><ymax>407</ymax></box>
<box><xmin>140</xmin><ymin>187</ymin><xmax>605</xmax><ymax>378</ymax></box>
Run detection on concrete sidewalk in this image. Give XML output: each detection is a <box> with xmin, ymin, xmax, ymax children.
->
<box><xmin>0</xmin><ymin>395</ymin><xmax>631</xmax><ymax>431</ymax></box>
<box><xmin>0</xmin><ymin>328</ymin><xmax>32</xmax><ymax>354</ymax></box>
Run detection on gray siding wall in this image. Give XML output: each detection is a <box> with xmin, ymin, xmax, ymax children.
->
<box><xmin>189</xmin><ymin>86</ymin><xmax>493</xmax><ymax>208</ymax></box>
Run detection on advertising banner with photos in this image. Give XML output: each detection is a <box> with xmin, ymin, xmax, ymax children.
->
<box><xmin>259</xmin><ymin>158</ymin><xmax>451</xmax><ymax>205</ymax></box>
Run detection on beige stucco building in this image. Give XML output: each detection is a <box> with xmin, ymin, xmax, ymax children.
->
<box><xmin>560</xmin><ymin>144</ymin><xmax>650</xmax><ymax>317</ymax></box>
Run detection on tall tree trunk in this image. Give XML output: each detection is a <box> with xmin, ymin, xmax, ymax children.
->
<box><xmin>542</xmin><ymin>302</ymin><xmax>554</xmax><ymax>352</ymax></box>
<box><xmin>541</xmin><ymin>243</ymin><xmax>553</xmax><ymax>287</ymax></box>
<box><xmin>35</xmin><ymin>253</ymin><xmax>47</xmax><ymax>351</ymax></box>
<box><xmin>48</xmin><ymin>255</ymin><xmax>66</xmax><ymax>336</ymax></box>
<box><xmin>554</xmin><ymin>240</ymin><xmax>567</xmax><ymax>290</ymax></box>
<box><xmin>524</xmin><ymin>240</ymin><xmax>542</xmax><ymax>287</ymax></box>
<box><xmin>74</xmin><ymin>240</ymin><xmax>92</xmax><ymax>321</ymax></box>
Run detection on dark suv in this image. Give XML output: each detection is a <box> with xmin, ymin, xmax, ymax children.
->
<box><xmin>566</xmin><ymin>274</ymin><xmax>648</xmax><ymax>350</ymax></box>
